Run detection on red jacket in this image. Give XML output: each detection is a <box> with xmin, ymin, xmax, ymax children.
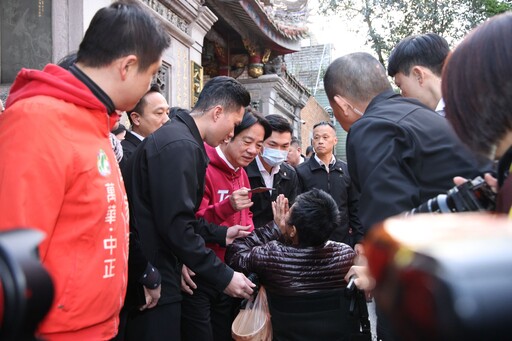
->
<box><xmin>196</xmin><ymin>144</ymin><xmax>254</xmax><ymax>261</ymax></box>
<box><xmin>0</xmin><ymin>65</ymin><xmax>129</xmax><ymax>340</ymax></box>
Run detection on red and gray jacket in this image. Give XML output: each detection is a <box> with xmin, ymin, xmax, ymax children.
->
<box><xmin>196</xmin><ymin>143</ymin><xmax>254</xmax><ymax>261</ymax></box>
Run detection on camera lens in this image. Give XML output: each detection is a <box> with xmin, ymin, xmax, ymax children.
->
<box><xmin>409</xmin><ymin>194</ymin><xmax>453</xmax><ymax>214</ymax></box>
<box><xmin>407</xmin><ymin>176</ymin><xmax>496</xmax><ymax>215</ymax></box>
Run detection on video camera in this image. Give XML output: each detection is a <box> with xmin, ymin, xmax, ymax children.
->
<box><xmin>408</xmin><ymin>176</ymin><xmax>496</xmax><ymax>215</ymax></box>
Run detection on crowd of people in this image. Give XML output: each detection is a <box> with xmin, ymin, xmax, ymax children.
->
<box><xmin>0</xmin><ymin>0</ymin><xmax>510</xmax><ymax>339</ymax></box>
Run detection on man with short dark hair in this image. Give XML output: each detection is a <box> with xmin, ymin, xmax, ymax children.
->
<box><xmin>325</xmin><ymin>51</ymin><xmax>490</xmax><ymax>233</ymax></box>
<box><xmin>181</xmin><ymin>109</ymin><xmax>272</xmax><ymax>341</ymax></box>
<box><xmin>387</xmin><ymin>33</ymin><xmax>450</xmax><ymax>115</ymax></box>
<box><xmin>245</xmin><ymin>114</ymin><xmax>298</xmax><ymax>228</ymax></box>
<box><xmin>121</xmin><ymin>83</ymin><xmax>169</xmax><ymax>167</ymax></box>
<box><xmin>296</xmin><ymin>121</ymin><xmax>363</xmax><ymax>248</ymax></box>
<box><xmin>123</xmin><ymin>76</ymin><xmax>256</xmax><ymax>340</ymax></box>
<box><xmin>117</xmin><ymin>88</ymin><xmax>169</xmax><ymax>341</ymax></box>
<box><xmin>0</xmin><ymin>1</ymin><xmax>170</xmax><ymax>339</ymax></box>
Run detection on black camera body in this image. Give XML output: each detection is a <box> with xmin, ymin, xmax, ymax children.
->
<box><xmin>409</xmin><ymin>176</ymin><xmax>496</xmax><ymax>215</ymax></box>
<box><xmin>0</xmin><ymin>229</ymin><xmax>54</xmax><ymax>340</ymax></box>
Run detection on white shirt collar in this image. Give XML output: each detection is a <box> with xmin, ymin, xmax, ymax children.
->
<box><xmin>435</xmin><ymin>98</ymin><xmax>445</xmax><ymax>117</ymax></box>
<box><xmin>130</xmin><ymin>130</ymin><xmax>145</xmax><ymax>141</ymax></box>
<box><xmin>314</xmin><ymin>154</ymin><xmax>336</xmax><ymax>173</ymax></box>
<box><xmin>314</xmin><ymin>154</ymin><xmax>336</xmax><ymax>167</ymax></box>
<box><xmin>256</xmin><ymin>155</ymin><xmax>280</xmax><ymax>189</ymax></box>
<box><xmin>216</xmin><ymin>146</ymin><xmax>237</xmax><ymax>171</ymax></box>
<box><xmin>256</xmin><ymin>155</ymin><xmax>280</xmax><ymax>174</ymax></box>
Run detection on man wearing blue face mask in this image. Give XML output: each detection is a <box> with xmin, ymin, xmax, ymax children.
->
<box><xmin>245</xmin><ymin>114</ymin><xmax>299</xmax><ymax>228</ymax></box>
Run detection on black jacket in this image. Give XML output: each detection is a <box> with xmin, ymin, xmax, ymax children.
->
<box><xmin>245</xmin><ymin>160</ymin><xmax>298</xmax><ymax>228</ymax></box>
<box><xmin>123</xmin><ymin>111</ymin><xmax>233</xmax><ymax>305</ymax></box>
<box><xmin>347</xmin><ymin>89</ymin><xmax>492</xmax><ymax>232</ymax></box>
<box><xmin>120</xmin><ymin>130</ymin><xmax>141</xmax><ymax>169</ymax></box>
<box><xmin>296</xmin><ymin>156</ymin><xmax>363</xmax><ymax>244</ymax></box>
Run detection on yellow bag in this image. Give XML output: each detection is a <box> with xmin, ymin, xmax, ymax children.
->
<box><xmin>232</xmin><ymin>286</ymin><xmax>272</xmax><ymax>341</ymax></box>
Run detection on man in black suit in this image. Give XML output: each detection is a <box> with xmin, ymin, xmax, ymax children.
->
<box><xmin>121</xmin><ymin>84</ymin><xmax>169</xmax><ymax>167</ymax></box>
<box><xmin>122</xmin><ymin>76</ymin><xmax>255</xmax><ymax>340</ymax></box>
<box><xmin>245</xmin><ymin>114</ymin><xmax>298</xmax><ymax>228</ymax></box>
<box><xmin>296</xmin><ymin>121</ymin><xmax>363</xmax><ymax>248</ymax></box>
<box><xmin>323</xmin><ymin>52</ymin><xmax>491</xmax><ymax>341</ymax></box>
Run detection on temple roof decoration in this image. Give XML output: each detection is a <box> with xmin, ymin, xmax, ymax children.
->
<box><xmin>259</xmin><ymin>0</ymin><xmax>309</xmax><ymax>39</ymax></box>
<box><xmin>207</xmin><ymin>0</ymin><xmax>309</xmax><ymax>54</ymax></box>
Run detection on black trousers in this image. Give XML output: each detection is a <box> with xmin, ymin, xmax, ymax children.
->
<box><xmin>268</xmin><ymin>290</ymin><xmax>357</xmax><ymax>341</ymax></box>
<box><xmin>181</xmin><ymin>277</ymin><xmax>237</xmax><ymax>341</ymax></box>
<box><xmin>111</xmin><ymin>305</ymin><xmax>130</xmax><ymax>341</ymax></box>
<box><xmin>124</xmin><ymin>302</ymin><xmax>181</xmax><ymax>341</ymax></box>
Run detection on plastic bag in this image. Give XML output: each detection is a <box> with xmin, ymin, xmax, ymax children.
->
<box><xmin>232</xmin><ymin>286</ymin><xmax>272</xmax><ymax>341</ymax></box>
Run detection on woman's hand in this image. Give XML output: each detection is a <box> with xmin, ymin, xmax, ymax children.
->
<box><xmin>272</xmin><ymin>194</ymin><xmax>289</xmax><ymax>234</ymax></box>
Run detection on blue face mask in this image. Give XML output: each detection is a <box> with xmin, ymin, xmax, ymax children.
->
<box><xmin>261</xmin><ymin>147</ymin><xmax>288</xmax><ymax>167</ymax></box>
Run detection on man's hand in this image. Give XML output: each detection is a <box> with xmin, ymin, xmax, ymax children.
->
<box><xmin>345</xmin><ymin>265</ymin><xmax>375</xmax><ymax>299</ymax></box>
<box><xmin>223</xmin><ymin>272</ymin><xmax>255</xmax><ymax>299</ymax></box>
<box><xmin>229</xmin><ymin>188</ymin><xmax>253</xmax><ymax>211</ymax></box>
<box><xmin>453</xmin><ymin>173</ymin><xmax>497</xmax><ymax>192</ymax></box>
<box><xmin>226</xmin><ymin>224</ymin><xmax>251</xmax><ymax>245</ymax></box>
<box><xmin>181</xmin><ymin>265</ymin><xmax>197</xmax><ymax>295</ymax></box>
<box><xmin>272</xmin><ymin>194</ymin><xmax>289</xmax><ymax>234</ymax></box>
<box><xmin>139</xmin><ymin>285</ymin><xmax>161</xmax><ymax>311</ymax></box>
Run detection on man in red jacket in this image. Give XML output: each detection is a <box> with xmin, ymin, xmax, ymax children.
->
<box><xmin>0</xmin><ymin>1</ymin><xmax>170</xmax><ymax>340</ymax></box>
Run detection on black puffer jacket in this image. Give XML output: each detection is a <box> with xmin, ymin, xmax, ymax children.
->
<box><xmin>225</xmin><ymin>222</ymin><xmax>355</xmax><ymax>296</ymax></box>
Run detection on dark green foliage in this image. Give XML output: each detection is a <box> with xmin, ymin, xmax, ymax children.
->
<box><xmin>318</xmin><ymin>0</ymin><xmax>511</xmax><ymax>65</ymax></box>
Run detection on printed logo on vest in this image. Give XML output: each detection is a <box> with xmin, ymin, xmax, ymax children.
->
<box><xmin>97</xmin><ymin>149</ymin><xmax>112</xmax><ymax>177</ymax></box>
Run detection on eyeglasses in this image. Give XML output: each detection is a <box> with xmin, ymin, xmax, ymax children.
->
<box><xmin>342</xmin><ymin>100</ymin><xmax>364</xmax><ymax>116</ymax></box>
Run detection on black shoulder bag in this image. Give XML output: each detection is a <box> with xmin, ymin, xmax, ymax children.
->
<box><xmin>346</xmin><ymin>276</ymin><xmax>372</xmax><ymax>341</ymax></box>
